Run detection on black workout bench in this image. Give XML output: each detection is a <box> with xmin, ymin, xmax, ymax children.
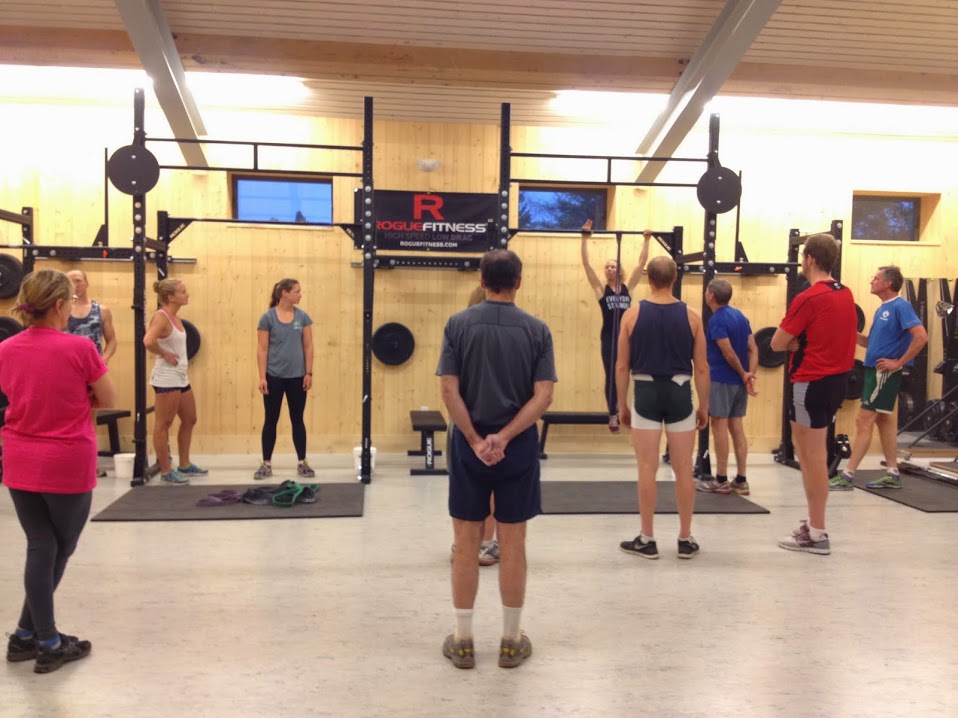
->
<box><xmin>409</xmin><ymin>410</ymin><xmax>448</xmax><ymax>476</ymax></box>
<box><xmin>539</xmin><ymin>411</ymin><xmax>610</xmax><ymax>459</ymax></box>
<box><xmin>95</xmin><ymin>409</ymin><xmax>132</xmax><ymax>457</ymax></box>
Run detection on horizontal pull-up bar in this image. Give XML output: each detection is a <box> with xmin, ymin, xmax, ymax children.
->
<box><xmin>511</xmin><ymin>152</ymin><xmax>708</xmax><ymax>163</ymax></box>
<box><xmin>511</xmin><ymin>178</ymin><xmax>698</xmax><ymax>188</ymax></box>
<box><xmin>165</xmin><ymin>217</ymin><xmax>354</xmax><ymax>228</ymax></box>
<box><xmin>0</xmin><ymin>209</ymin><xmax>33</xmax><ymax>226</ymax></box>
<box><xmin>510</xmin><ymin>229</ymin><xmax>670</xmax><ymax>236</ymax></box>
<box><xmin>157</xmin><ymin>164</ymin><xmax>362</xmax><ymax>179</ymax></box>
<box><xmin>148</xmin><ymin>137</ymin><xmax>363</xmax><ymax>152</ymax></box>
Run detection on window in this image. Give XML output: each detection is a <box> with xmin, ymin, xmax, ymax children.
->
<box><xmin>851</xmin><ymin>195</ymin><xmax>920</xmax><ymax>242</ymax></box>
<box><xmin>518</xmin><ymin>187</ymin><xmax>608</xmax><ymax>230</ymax></box>
<box><xmin>232</xmin><ymin>176</ymin><xmax>333</xmax><ymax>224</ymax></box>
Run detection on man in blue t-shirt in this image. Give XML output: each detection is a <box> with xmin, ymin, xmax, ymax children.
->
<box><xmin>831</xmin><ymin>266</ymin><xmax>927</xmax><ymax>491</ymax></box>
<box><xmin>696</xmin><ymin>279</ymin><xmax>758</xmax><ymax>495</ymax></box>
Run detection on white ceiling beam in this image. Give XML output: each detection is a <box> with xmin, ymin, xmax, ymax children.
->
<box><xmin>635</xmin><ymin>0</ymin><xmax>782</xmax><ymax>183</ymax></box>
<box><xmin>114</xmin><ymin>0</ymin><xmax>207</xmax><ymax>166</ymax></box>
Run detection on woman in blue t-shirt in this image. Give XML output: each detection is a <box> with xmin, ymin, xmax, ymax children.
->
<box><xmin>254</xmin><ymin>278</ymin><xmax>315</xmax><ymax>480</ymax></box>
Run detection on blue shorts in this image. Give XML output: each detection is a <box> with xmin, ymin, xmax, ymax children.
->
<box><xmin>448</xmin><ymin>424</ymin><xmax>541</xmax><ymax>524</ymax></box>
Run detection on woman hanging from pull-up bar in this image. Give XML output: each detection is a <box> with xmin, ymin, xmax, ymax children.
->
<box><xmin>581</xmin><ymin>220</ymin><xmax>653</xmax><ymax>432</ymax></box>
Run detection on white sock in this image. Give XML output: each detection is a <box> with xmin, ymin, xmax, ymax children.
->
<box><xmin>502</xmin><ymin>605</ymin><xmax>523</xmax><ymax>641</ymax></box>
<box><xmin>454</xmin><ymin>608</ymin><xmax>473</xmax><ymax>640</ymax></box>
<box><xmin>808</xmin><ymin>525</ymin><xmax>828</xmax><ymax>541</ymax></box>
<box><xmin>480</xmin><ymin>539</ymin><xmax>495</xmax><ymax>549</ymax></box>
<box><xmin>641</xmin><ymin>533</ymin><xmax>655</xmax><ymax>543</ymax></box>
<box><xmin>842</xmin><ymin>469</ymin><xmax>855</xmax><ymax>479</ymax></box>
<box><xmin>888</xmin><ymin>467</ymin><xmax>900</xmax><ymax>476</ymax></box>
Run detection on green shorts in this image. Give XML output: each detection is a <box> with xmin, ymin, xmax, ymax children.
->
<box><xmin>860</xmin><ymin>366</ymin><xmax>903</xmax><ymax>414</ymax></box>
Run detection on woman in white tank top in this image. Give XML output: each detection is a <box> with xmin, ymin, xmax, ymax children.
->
<box><xmin>143</xmin><ymin>278</ymin><xmax>206</xmax><ymax>485</ymax></box>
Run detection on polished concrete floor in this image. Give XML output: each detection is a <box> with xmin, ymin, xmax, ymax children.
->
<box><xmin>1</xmin><ymin>450</ymin><xmax>957</xmax><ymax>718</ymax></box>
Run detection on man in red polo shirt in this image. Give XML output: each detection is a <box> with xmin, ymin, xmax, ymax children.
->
<box><xmin>771</xmin><ymin>233</ymin><xmax>857</xmax><ymax>555</ymax></box>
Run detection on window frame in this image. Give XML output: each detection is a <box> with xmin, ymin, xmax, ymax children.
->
<box><xmin>850</xmin><ymin>191</ymin><xmax>935</xmax><ymax>244</ymax></box>
<box><xmin>517</xmin><ymin>185</ymin><xmax>612</xmax><ymax>232</ymax></box>
<box><xmin>229</xmin><ymin>172</ymin><xmax>334</xmax><ymax>224</ymax></box>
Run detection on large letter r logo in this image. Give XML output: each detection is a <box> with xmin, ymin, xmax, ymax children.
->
<box><xmin>413</xmin><ymin>194</ymin><xmax>444</xmax><ymax>220</ymax></box>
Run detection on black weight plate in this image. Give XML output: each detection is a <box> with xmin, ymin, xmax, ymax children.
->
<box><xmin>0</xmin><ymin>254</ymin><xmax>24</xmax><ymax>299</ymax></box>
<box><xmin>922</xmin><ymin>400</ymin><xmax>945</xmax><ymax>431</ymax></box>
<box><xmin>855</xmin><ymin>304</ymin><xmax>866</xmax><ymax>333</ymax></box>
<box><xmin>755</xmin><ymin>326</ymin><xmax>786</xmax><ymax>368</ymax></box>
<box><xmin>372</xmin><ymin>322</ymin><xmax>415</xmax><ymax>366</ymax></box>
<box><xmin>845</xmin><ymin>360</ymin><xmax>865</xmax><ymax>400</ymax></box>
<box><xmin>107</xmin><ymin>145</ymin><xmax>160</xmax><ymax>195</ymax></box>
<box><xmin>936</xmin><ymin>402</ymin><xmax>958</xmax><ymax>442</ymax></box>
<box><xmin>0</xmin><ymin>316</ymin><xmax>22</xmax><ymax>343</ymax></box>
<box><xmin>182</xmin><ymin>319</ymin><xmax>201</xmax><ymax>360</ymax></box>
<box><xmin>696</xmin><ymin>166</ymin><xmax>742</xmax><ymax>214</ymax></box>
<box><xmin>898</xmin><ymin>392</ymin><xmax>915</xmax><ymax>427</ymax></box>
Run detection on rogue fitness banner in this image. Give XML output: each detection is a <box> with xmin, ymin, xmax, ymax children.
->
<box><xmin>373</xmin><ymin>190</ymin><xmax>497</xmax><ymax>253</ymax></box>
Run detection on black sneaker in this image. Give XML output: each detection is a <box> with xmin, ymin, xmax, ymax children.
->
<box><xmin>6</xmin><ymin>633</ymin><xmax>37</xmax><ymax>662</ymax></box>
<box><xmin>620</xmin><ymin>535</ymin><xmax>659</xmax><ymax>559</ymax></box>
<box><xmin>677</xmin><ymin>537</ymin><xmax>700</xmax><ymax>559</ymax></box>
<box><xmin>34</xmin><ymin>633</ymin><xmax>92</xmax><ymax>674</ymax></box>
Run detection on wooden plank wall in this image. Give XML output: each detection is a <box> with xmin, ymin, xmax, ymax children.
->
<box><xmin>1</xmin><ymin>100</ymin><xmax>957</xmax><ymax>457</ymax></box>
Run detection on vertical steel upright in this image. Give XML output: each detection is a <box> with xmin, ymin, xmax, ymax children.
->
<box><xmin>131</xmin><ymin>88</ymin><xmax>149</xmax><ymax>486</ymax></box>
<box><xmin>693</xmin><ymin>113</ymin><xmax>722</xmax><ymax>477</ymax></box>
<box><xmin>358</xmin><ymin>97</ymin><xmax>375</xmax><ymax>483</ymax></box>
<box><xmin>497</xmin><ymin>104</ymin><xmax>512</xmax><ymax>250</ymax></box>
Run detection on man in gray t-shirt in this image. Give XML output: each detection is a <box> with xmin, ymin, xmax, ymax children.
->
<box><xmin>436</xmin><ymin>249</ymin><xmax>556</xmax><ymax>670</ymax></box>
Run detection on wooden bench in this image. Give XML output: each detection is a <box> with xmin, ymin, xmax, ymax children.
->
<box><xmin>95</xmin><ymin>409</ymin><xmax>132</xmax><ymax>457</ymax></box>
<box><xmin>409</xmin><ymin>410</ymin><xmax>448</xmax><ymax>476</ymax></box>
<box><xmin>539</xmin><ymin>411</ymin><xmax>610</xmax><ymax>459</ymax></box>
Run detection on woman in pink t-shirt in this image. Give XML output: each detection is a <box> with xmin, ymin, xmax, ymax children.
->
<box><xmin>0</xmin><ymin>269</ymin><xmax>116</xmax><ymax>674</ymax></box>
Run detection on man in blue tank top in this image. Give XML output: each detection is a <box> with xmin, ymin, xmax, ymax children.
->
<box><xmin>614</xmin><ymin>256</ymin><xmax>710</xmax><ymax>560</ymax></box>
<box><xmin>830</xmin><ymin>265</ymin><xmax>926</xmax><ymax>491</ymax></box>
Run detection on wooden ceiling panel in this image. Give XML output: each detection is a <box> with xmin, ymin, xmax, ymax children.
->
<box><xmin>0</xmin><ymin>0</ymin><xmax>957</xmax><ymax>121</ymax></box>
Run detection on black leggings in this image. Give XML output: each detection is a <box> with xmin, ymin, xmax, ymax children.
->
<box><xmin>262</xmin><ymin>374</ymin><xmax>308</xmax><ymax>461</ymax></box>
<box><xmin>8</xmin><ymin>489</ymin><xmax>92</xmax><ymax>642</ymax></box>
<box><xmin>601</xmin><ymin>332</ymin><xmax>618</xmax><ymax>414</ymax></box>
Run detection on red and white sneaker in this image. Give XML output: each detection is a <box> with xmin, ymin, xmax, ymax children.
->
<box><xmin>608</xmin><ymin>414</ymin><xmax>620</xmax><ymax>434</ymax></box>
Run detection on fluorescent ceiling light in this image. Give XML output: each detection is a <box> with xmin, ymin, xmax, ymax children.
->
<box><xmin>0</xmin><ymin>65</ymin><xmax>309</xmax><ymax>107</ymax></box>
<box><xmin>707</xmin><ymin>96</ymin><xmax>958</xmax><ymax>136</ymax></box>
<box><xmin>0</xmin><ymin>65</ymin><xmax>151</xmax><ymax>100</ymax></box>
<box><xmin>185</xmin><ymin>72</ymin><xmax>309</xmax><ymax>107</ymax></box>
<box><xmin>551</xmin><ymin>90</ymin><xmax>668</xmax><ymax>120</ymax></box>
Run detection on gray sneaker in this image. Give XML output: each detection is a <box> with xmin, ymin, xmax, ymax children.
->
<box><xmin>498</xmin><ymin>633</ymin><xmax>532</xmax><ymax>668</ymax></box>
<box><xmin>778</xmin><ymin>520</ymin><xmax>830</xmax><ymax>555</ymax></box>
<box><xmin>253</xmin><ymin>462</ymin><xmax>273</xmax><ymax>481</ymax></box>
<box><xmin>442</xmin><ymin>634</ymin><xmax>475</xmax><ymax>669</ymax></box>
<box><xmin>696</xmin><ymin>479</ymin><xmax>731</xmax><ymax>494</ymax></box>
<box><xmin>297</xmin><ymin>461</ymin><xmax>316</xmax><ymax>478</ymax></box>
<box><xmin>479</xmin><ymin>540</ymin><xmax>500</xmax><ymax>566</ymax></box>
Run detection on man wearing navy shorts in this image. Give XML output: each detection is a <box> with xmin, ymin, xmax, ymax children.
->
<box><xmin>771</xmin><ymin>234</ymin><xmax>857</xmax><ymax>555</ymax></box>
<box><xmin>437</xmin><ymin>249</ymin><xmax>556</xmax><ymax>669</ymax></box>
<box><xmin>830</xmin><ymin>266</ymin><xmax>927</xmax><ymax>490</ymax></box>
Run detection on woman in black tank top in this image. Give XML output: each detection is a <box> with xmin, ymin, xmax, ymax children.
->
<box><xmin>580</xmin><ymin>221</ymin><xmax>653</xmax><ymax>429</ymax></box>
